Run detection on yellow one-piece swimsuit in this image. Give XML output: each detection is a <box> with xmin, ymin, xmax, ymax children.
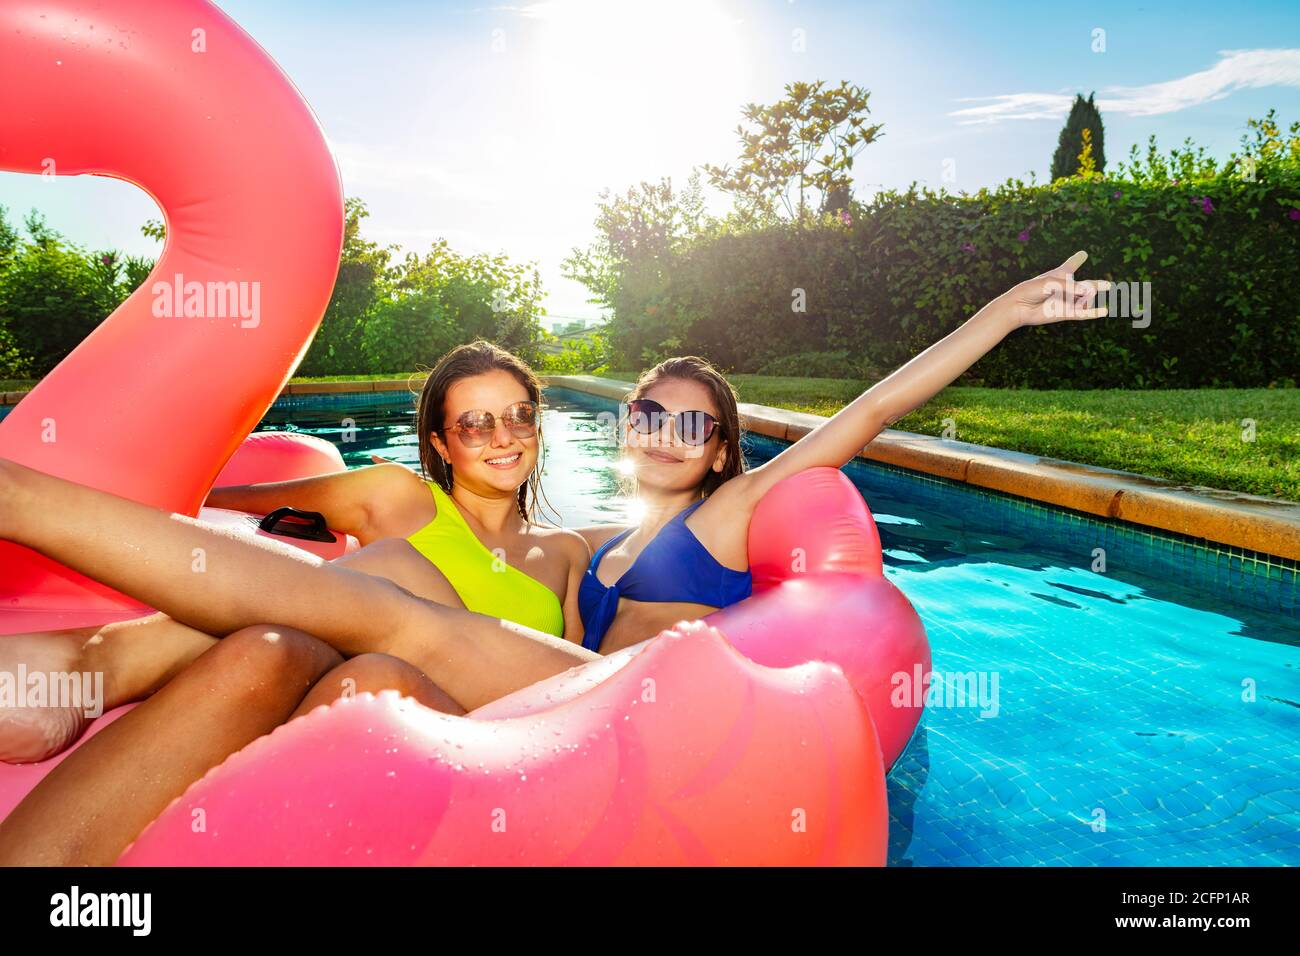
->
<box><xmin>406</xmin><ymin>481</ymin><xmax>565</xmax><ymax>638</ymax></box>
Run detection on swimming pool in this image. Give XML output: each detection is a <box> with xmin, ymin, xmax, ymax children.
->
<box><xmin>52</xmin><ymin>385</ymin><xmax>1300</xmax><ymax>865</ymax></box>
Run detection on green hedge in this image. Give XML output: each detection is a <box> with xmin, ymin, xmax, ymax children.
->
<box><xmin>599</xmin><ymin>130</ymin><xmax>1300</xmax><ymax>388</ymax></box>
<box><xmin>0</xmin><ymin>201</ymin><xmax>551</xmax><ymax>378</ymax></box>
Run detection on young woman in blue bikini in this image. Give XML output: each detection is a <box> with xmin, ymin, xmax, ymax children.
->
<box><xmin>0</xmin><ymin>253</ymin><xmax>1107</xmax><ymax>863</ymax></box>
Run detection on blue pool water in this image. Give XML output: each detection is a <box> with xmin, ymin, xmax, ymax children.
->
<box><xmin>244</xmin><ymin>388</ymin><xmax>1297</xmax><ymax>865</ymax></box>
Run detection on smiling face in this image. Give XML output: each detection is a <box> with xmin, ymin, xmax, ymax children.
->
<box><xmin>623</xmin><ymin>376</ymin><xmax>729</xmax><ymax>495</ymax></box>
<box><xmin>430</xmin><ymin>369</ymin><xmax>539</xmax><ymax>498</ymax></box>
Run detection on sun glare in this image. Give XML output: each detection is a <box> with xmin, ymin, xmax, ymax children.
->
<box><xmin>527</xmin><ymin>0</ymin><xmax>747</xmax><ymax>179</ymax></box>
<box><xmin>624</xmin><ymin>496</ymin><xmax>648</xmax><ymax>526</ymax></box>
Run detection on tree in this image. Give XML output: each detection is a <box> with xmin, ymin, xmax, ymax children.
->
<box><xmin>298</xmin><ymin>197</ymin><xmax>397</xmax><ymax>375</ymax></box>
<box><xmin>1051</xmin><ymin>93</ymin><xmax>1106</xmax><ymax>181</ymax></box>
<box><xmin>391</xmin><ymin>239</ymin><xmax>548</xmax><ymax>366</ymax></box>
<box><xmin>358</xmin><ymin>292</ymin><xmax>460</xmax><ymax>374</ymax></box>
<box><xmin>702</xmin><ymin>80</ymin><xmax>882</xmax><ymax>222</ymax></box>
<box><xmin>0</xmin><ymin>208</ymin><xmax>28</xmax><ymax>378</ymax></box>
<box><xmin>1076</xmin><ymin>128</ymin><xmax>1102</xmax><ymax>180</ymax></box>
<box><xmin>562</xmin><ymin>174</ymin><xmax>707</xmax><ymax>313</ymax></box>
<box><xmin>0</xmin><ymin>205</ymin><xmax>18</xmax><ymax>264</ymax></box>
<box><xmin>0</xmin><ymin>213</ymin><xmax>143</xmax><ymax>376</ymax></box>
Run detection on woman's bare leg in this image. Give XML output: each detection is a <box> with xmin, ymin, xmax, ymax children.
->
<box><xmin>291</xmin><ymin>653</ymin><xmax>466</xmax><ymax>718</ymax></box>
<box><xmin>0</xmin><ymin>540</ymin><xmax>466</xmax><ymax>762</ymax></box>
<box><xmin>332</xmin><ymin>538</ymin><xmax>467</xmax><ymax>610</ymax></box>
<box><xmin>0</xmin><ymin>459</ymin><xmax>597</xmax><ymax>710</ymax></box>
<box><xmin>0</xmin><ymin>624</ymin><xmax>342</xmax><ymax>866</ymax></box>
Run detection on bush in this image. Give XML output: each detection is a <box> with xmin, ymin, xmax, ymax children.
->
<box><xmin>538</xmin><ymin>327</ymin><xmax>611</xmax><ymax>375</ymax></box>
<box><xmin>0</xmin><ymin>212</ymin><xmax>148</xmax><ymax>376</ymax></box>
<box><xmin>0</xmin><ymin>198</ymin><xmax>551</xmax><ymax>380</ymax></box>
<box><xmin>298</xmin><ymin>199</ymin><xmax>395</xmax><ymax>376</ymax></box>
<box><xmin>757</xmin><ymin>350</ymin><xmax>864</xmax><ymax>379</ymax></box>
<box><xmin>358</xmin><ymin>293</ymin><xmax>461</xmax><ymax>374</ymax></box>
<box><xmin>571</xmin><ymin>113</ymin><xmax>1300</xmax><ymax>388</ymax></box>
<box><xmin>0</xmin><ymin>325</ymin><xmax>30</xmax><ymax>379</ymax></box>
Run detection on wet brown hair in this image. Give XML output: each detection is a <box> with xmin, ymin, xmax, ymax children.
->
<box><xmin>627</xmin><ymin>355</ymin><xmax>745</xmax><ymax>498</ymax></box>
<box><xmin>416</xmin><ymin>340</ymin><xmax>547</xmax><ymax>521</ymax></box>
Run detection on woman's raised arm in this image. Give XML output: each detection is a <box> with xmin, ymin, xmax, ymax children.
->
<box><xmin>733</xmin><ymin>251</ymin><xmax>1110</xmax><ymax>503</ymax></box>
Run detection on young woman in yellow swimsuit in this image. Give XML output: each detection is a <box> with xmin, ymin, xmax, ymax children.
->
<box><xmin>0</xmin><ymin>341</ymin><xmax>590</xmax><ymax>763</ymax></box>
<box><xmin>208</xmin><ymin>340</ymin><xmax>584</xmax><ymax>640</ymax></box>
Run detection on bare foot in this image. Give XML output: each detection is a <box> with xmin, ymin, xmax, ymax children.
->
<box><xmin>0</xmin><ymin>614</ymin><xmax>218</xmax><ymax>764</ymax></box>
<box><xmin>0</xmin><ymin>630</ymin><xmax>94</xmax><ymax>763</ymax></box>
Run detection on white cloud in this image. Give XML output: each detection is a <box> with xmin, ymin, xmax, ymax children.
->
<box><xmin>950</xmin><ymin>49</ymin><xmax>1300</xmax><ymax>125</ymax></box>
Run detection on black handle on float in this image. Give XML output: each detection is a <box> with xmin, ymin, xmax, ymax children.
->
<box><xmin>257</xmin><ymin>507</ymin><xmax>338</xmax><ymax>543</ymax></box>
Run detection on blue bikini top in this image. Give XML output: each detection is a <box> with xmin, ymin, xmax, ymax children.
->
<box><xmin>578</xmin><ymin>500</ymin><xmax>753</xmax><ymax>652</ymax></box>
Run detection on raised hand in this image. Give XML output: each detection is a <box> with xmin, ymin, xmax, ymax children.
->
<box><xmin>1000</xmin><ymin>250</ymin><xmax>1111</xmax><ymax>327</ymax></box>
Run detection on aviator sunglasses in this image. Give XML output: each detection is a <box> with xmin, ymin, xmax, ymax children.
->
<box><xmin>442</xmin><ymin>400</ymin><xmax>539</xmax><ymax>448</ymax></box>
<box><xmin>624</xmin><ymin>398</ymin><xmax>722</xmax><ymax>447</ymax></box>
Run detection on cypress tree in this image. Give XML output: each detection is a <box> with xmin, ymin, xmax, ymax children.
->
<box><xmin>1051</xmin><ymin>93</ymin><xmax>1106</xmax><ymax>180</ymax></box>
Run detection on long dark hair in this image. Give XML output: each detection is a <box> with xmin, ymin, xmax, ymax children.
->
<box><xmin>627</xmin><ymin>355</ymin><xmax>746</xmax><ymax>498</ymax></box>
<box><xmin>416</xmin><ymin>340</ymin><xmax>547</xmax><ymax>521</ymax></box>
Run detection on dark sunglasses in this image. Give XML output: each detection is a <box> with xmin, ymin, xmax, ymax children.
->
<box><xmin>442</xmin><ymin>400</ymin><xmax>539</xmax><ymax>448</ymax></box>
<box><xmin>624</xmin><ymin>398</ymin><xmax>722</xmax><ymax>447</ymax></box>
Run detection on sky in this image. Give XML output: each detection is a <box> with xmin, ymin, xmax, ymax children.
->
<box><xmin>2</xmin><ymin>0</ymin><xmax>1298</xmax><ymax>328</ymax></box>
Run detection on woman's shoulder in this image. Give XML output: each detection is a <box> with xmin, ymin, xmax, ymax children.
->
<box><xmin>528</xmin><ymin>523</ymin><xmax>596</xmax><ymax>568</ymax></box>
<box><xmin>362</xmin><ymin>464</ymin><xmax>437</xmax><ymax>536</ymax></box>
<box><xmin>683</xmin><ymin>476</ymin><xmax>756</xmax><ymax>570</ymax></box>
<box><xmin>572</xmin><ymin>524</ymin><xmax>631</xmax><ymax>555</ymax></box>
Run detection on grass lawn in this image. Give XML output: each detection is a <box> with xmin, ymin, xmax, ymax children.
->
<box><xmin>609</xmin><ymin>372</ymin><xmax>1300</xmax><ymax>502</ymax></box>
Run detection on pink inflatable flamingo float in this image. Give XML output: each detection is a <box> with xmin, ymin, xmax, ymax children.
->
<box><xmin>0</xmin><ymin>0</ymin><xmax>346</xmax><ymax>632</ymax></box>
<box><xmin>0</xmin><ymin>0</ymin><xmax>929</xmax><ymax>865</ymax></box>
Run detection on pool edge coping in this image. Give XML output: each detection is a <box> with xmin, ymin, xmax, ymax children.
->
<box><xmin>541</xmin><ymin>374</ymin><xmax>1300</xmax><ymax>563</ymax></box>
